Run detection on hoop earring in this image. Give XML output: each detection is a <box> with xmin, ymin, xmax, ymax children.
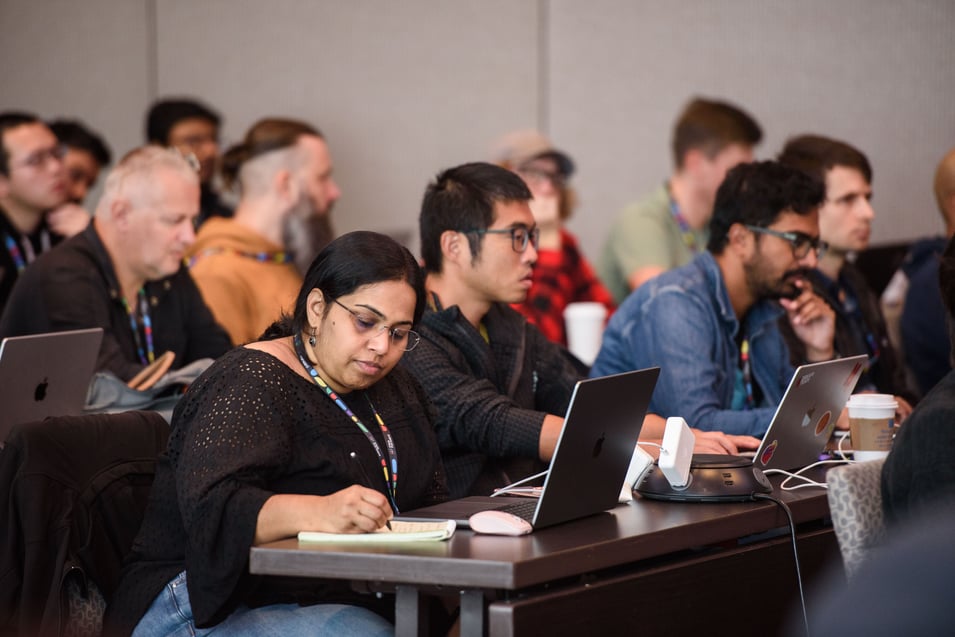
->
<box><xmin>308</xmin><ymin>327</ymin><xmax>317</xmax><ymax>347</ymax></box>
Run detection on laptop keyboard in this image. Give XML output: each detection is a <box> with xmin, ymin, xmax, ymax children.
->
<box><xmin>491</xmin><ymin>499</ymin><xmax>539</xmax><ymax>523</ymax></box>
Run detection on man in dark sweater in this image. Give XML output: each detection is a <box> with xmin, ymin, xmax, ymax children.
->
<box><xmin>0</xmin><ymin>112</ymin><xmax>68</xmax><ymax>314</ymax></box>
<box><xmin>401</xmin><ymin>162</ymin><xmax>753</xmax><ymax>498</ymax></box>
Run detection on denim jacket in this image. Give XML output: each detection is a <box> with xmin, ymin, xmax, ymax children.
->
<box><xmin>590</xmin><ymin>252</ymin><xmax>794</xmax><ymax>436</ymax></box>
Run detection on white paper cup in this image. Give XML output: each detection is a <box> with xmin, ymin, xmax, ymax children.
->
<box><xmin>846</xmin><ymin>393</ymin><xmax>896</xmax><ymax>462</ymax></box>
<box><xmin>563</xmin><ymin>302</ymin><xmax>607</xmax><ymax>366</ymax></box>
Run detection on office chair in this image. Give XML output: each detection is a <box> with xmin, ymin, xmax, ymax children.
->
<box><xmin>826</xmin><ymin>458</ymin><xmax>888</xmax><ymax>579</ymax></box>
<box><xmin>0</xmin><ymin>410</ymin><xmax>168</xmax><ymax>637</ymax></box>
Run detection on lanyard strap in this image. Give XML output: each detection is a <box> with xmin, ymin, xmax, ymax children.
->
<box><xmin>667</xmin><ymin>186</ymin><xmax>702</xmax><ymax>254</ymax></box>
<box><xmin>293</xmin><ymin>332</ymin><xmax>399</xmax><ymax>513</ymax></box>
<box><xmin>3</xmin><ymin>228</ymin><xmax>50</xmax><ymax>273</ymax></box>
<box><xmin>3</xmin><ymin>233</ymin><xmax>26</xmax><ymax>273</ymax></box>
<box><xmin>740</xmin><ymin>337</ymin><xmax>755</xmax><ymax>411</ymax></box>
<box><xmin>186</xmin><ymin>247</ymin><xmax>295</xmax><ymax>268</ymax></box>
<box><xmin>122</xmin><ymin>289</ymin><xmax>155</xmax><ymax>365</ymax></box>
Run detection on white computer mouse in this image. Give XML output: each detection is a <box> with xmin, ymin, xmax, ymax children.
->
<box><xmin>468</xmin><ymin>510</ymin><xmax>534</xmax><ymax>536</ymax></box>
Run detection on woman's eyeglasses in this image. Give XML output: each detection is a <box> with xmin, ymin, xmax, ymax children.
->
<box><xmin>331</xmin><ymin>298</ymin><xmax>421</xmax><ymax>351</ymax></box>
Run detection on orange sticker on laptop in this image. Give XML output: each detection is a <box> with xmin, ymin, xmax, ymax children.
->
<box><xmin>814</xmin><ymin>411</ymin><xmax>833</xmax><ymax>437</ymax></box>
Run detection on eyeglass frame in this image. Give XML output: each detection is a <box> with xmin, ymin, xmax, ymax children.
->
<box><xmin>744</xmin><ymin>224</ymin><xmax>827</xmax><ymax>259</ymax></box>
<box><xmin>330</xmin><ymin>297</ymin><xmax>421</xmax><ymax>351</ymax></box>
<box><xmin>462</xmin><ymin>226</ymin><xmax>541</xmax><ymax>253</ymax></box>
<box><xmin>168</xmin><ymin>146</ymin><xmax>201</xmax><ymax>173</ymax></box>
<box><xmin>9</xmin><ymin>143</ymin><xmax>67</xmax><ymax>171</ymax></box>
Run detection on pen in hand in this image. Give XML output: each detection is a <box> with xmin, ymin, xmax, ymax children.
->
<box><xmin>349</xmin><ymin>452</ymin><xmax>393</xmax><ymax>530</ymax></box>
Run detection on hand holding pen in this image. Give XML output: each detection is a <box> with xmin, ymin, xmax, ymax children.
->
<box><xmin>350</xmin><ymin>452</ymin><xmax>393</xmax><ymax>530</ymax></box>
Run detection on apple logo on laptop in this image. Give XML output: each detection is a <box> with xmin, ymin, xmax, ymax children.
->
<box><xmin>34</xmin><ymin>377</ymin><xmax>49</xmax><ymax>402</ymax></box>
<box><xmin>592</xmin><ymin>432</ymin><xmax>606</xmax><ymax>458</ymax></box>
<box><xmin>801</xmin><ymin>405</ymin><xmax>816</xmax><ymax>428</ymax></box>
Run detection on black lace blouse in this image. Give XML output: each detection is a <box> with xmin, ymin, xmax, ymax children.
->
<box><xmin>105</xmin><ymin>346</ymin><xmax>449</xmax><ymax>634</ymax></box>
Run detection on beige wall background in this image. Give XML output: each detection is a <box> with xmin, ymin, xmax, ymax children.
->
<box><xmin>2</xmin><ymin>0</ymin><xmax>953</xmax><ymax>261</ymax></box>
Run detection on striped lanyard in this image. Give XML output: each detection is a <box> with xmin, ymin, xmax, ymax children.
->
<box><xmin>293</xmin><ymin>332</ymin><xmax>399</xmax><ymax>513</ymax></box>
<box><xmin>740</xmin><ymin>337</ymin><xmax>755</xmax><ymax>410</ymax></box>
<box><xmin>3</xmin><ymin>229</ymin><xmax>49</xmax><ymax>273</ymax></box>
<box><xmin>122</xmin><ymin>288</ymin><xmax>155</xmax><ymax>365</ymax></box>
<box><xmin>185</xmin><ymin>247</ymin><xmax>294</xmax><ymax>268</ymax></box>
<box><xmin>667</xmin><ymin>189</ymin><xmax>702</xmax><ymax>254</ymax></box>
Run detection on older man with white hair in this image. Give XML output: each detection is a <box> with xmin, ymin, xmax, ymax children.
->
<box><xmin>0</xmin><ymin>145</ymin><xmax>231</xmax><ymax>381</ymax></box>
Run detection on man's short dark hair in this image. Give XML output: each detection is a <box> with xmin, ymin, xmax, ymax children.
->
<box><xmin>48</xmin><ymin>119</ymin><xmax>112</xmax><ymax>167</ymax></box>
<box><xmin>419</xmin><ymin>162</ymin><xmax>532</xmax><ymax>273</ymax></box>
<box><xmin>145</xmin><ymin>98</ymin><xmax>221</xmax><ymax>145</ymax></box>
<box><xmin>707</xmin><ymin>161</ymin><xmax>826</xmax><ymax>254</ymax></box>
<box><xmin>777</xmin><ymin>134</ymin><xmax>872</xmax><ymax>185</ymax></box>
<box><xmin>672</xmin><ymin>97</ymin><xmax>762</xmax><ymax>169</ymax></box>
<box><xmin>0</xmin><ymin>111</ymin><xmax>42</xmax><ymax>175</ymax></box>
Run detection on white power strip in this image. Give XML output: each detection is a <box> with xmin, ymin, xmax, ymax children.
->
<box><xmin>659</xmin><ymin>417</ymin><xmax>695</xmax><ymax>488</ymax></box>
<box><xmin>619</xmin><ymin>444</ymin><xmax>654</xmax><ymax>502</ymax></box>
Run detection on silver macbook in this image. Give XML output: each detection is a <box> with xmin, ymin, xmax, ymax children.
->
<box><xmin>0</xmin><ymin>328</ymin><xmax>103</xmax><ymax>443</ymax></box>
<box><xmin>405</xmin><ymin>367</ymin><xmax>660</xmax><ymax>529</ymax></box>
<box><xmin>750</xmin><ymin>354</ymin><xmax>866</xmax><ymax>471</ymax></box>
<box><xmin>637</xmin><ymin>355</ymin><xmax>867</xmax><ymax>504</ymax></box>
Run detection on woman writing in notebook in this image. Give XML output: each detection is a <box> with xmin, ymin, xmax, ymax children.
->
<box><xmin>105</xmin><ymin>231</ymin><xmax>449</xmax><ymax>636</ymax></box>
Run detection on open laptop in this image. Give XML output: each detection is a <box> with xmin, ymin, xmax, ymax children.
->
<box><xmin>636</xmin><ymin>355</ymin><xmax>867</xmax><ymax>502</ymax></box>
<box><xmin>405</xmin><ymin>367</ymin><xmax>660</xmax><ymax>529</ymax></box>
<box><xmin>749</xmin><ymin>354</ymin><xmax>867</xmax><ymax>471</ymax></box>
<box><xmin>0</xmin><ymin>328</ymin><xmax>103</xmax><ymax>443</ymax></box>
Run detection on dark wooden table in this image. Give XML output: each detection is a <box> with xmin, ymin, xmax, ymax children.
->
<box><xmin>250</xmin><ymin>479</ymin><xmax>841</xmax><ymax>636</ymax></box>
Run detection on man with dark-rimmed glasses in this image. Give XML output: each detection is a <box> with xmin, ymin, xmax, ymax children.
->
<box><xmin>403</xmin><ymin>162</ymin><xmax>753</xmax><ymax>498</ymax></box>
<box><xmin>592</xmin><ymin>161</ymin><xmax>838</xmax><ymax>438</ymax></box>
<box><xmin>0</xmin><ymin>112</ymin><xmax>69</xmax><ymax>314</ymax></box>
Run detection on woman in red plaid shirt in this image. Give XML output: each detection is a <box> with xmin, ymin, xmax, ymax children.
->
<box><xmin>492</xmin><ymin>130</ymin><xmax>615</xmax><ymax>347</ymax></box>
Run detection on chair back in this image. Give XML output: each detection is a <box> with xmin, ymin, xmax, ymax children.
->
<box><xmin>0</xmin><ymin>410</ymin><xmax>168</xmax><ymax>636</ymax></box>
<box><xmin>826</xmin><ymin>458</ymin><xmax>888</xmax><ymax>579</ymax></box>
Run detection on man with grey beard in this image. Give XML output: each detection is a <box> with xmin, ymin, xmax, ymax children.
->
<box><xmin>186</xmin><ymin>117</ymin><xmax>341</xmax><ymax>345</ymax></box>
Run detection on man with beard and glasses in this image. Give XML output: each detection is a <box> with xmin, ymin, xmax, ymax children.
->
<box><xmin>186</xmin><ymin>118</ymin><xmax>341</xmax><ymax>345</ymax></box>
<box><xmin>591</xmin><ymin>161</ymin><xmax>836</xmax><ymax>437</ymax></box>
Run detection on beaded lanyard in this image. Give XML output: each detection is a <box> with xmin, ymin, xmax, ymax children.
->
<box><xmin>667</xmin><ymin>189</ymin><xmax>702</xmax><ymax>253</ymax></box>
<box><xmin>185</xmin><ymin>247</ymin><xmax>294</xmax><ymax>268</ymax></box>
<box><xmin>293</xmin><ymin>332</ymin><xmax>400</xmax><ymax>513</ymax></box>
<box><xmin>740</xmin><ymin>338</ymin><xmax>755</xmax><ymax>410</ymax></box>
<box><xmin>122</xmin><ymin>289</ymin><xmax>155</xmax><ymax>365</ymax></box>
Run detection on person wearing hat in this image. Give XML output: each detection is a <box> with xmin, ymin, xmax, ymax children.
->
<box><xmin>491</xmin><ymin>130</ymin><xmax>614</xmax><ymax>348</ymax></box>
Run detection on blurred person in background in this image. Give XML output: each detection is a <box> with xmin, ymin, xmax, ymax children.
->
<box><xmin>492</xmin><ymin>129</ymin><xmax>614</xmax><ymax>348</ymax></box>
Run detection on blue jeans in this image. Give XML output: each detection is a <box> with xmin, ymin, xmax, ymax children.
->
<box><xmin>132</xmin><ymin>571</ymin><xmax>394</xmax><ymax>637</ymax></box>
